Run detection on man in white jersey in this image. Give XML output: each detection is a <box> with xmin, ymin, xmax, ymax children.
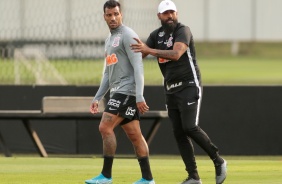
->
<box><xmin>84</xmin><ymin>1</ymin><xmax>155</xmax><ymax>184</ymax></box>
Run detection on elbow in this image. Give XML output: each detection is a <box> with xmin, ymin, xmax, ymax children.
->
<box><xmin>172</xmin><ymin>54</ymin><xmax>182</xmax><ymax>61</ymax></box>
<box><xmin>171</xmin><ymin>51</ymin><xmax>183</xmax><ymax>61</ymax></box>
<box><xmin>142</xmin><ymin>53</ymin><xmax>148</xmax><ymax>59</ymax></box>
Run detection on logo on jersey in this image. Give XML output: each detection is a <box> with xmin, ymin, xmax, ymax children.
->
<box><xmin>158</xmin><ymin>31</ymin><xmax>165</xmax><ymax>37</ymax></box>
<box><xmin>125</xmin><ymin>106</ymin><xmax>136</xmax><ymax>116</ymax></box>
<box><xmin>166</xmin><ymin>36</ymin><xmax>173</xmax><ymax>47</ymax></box>
<box><xmin>112</xmin><ymin>36</ymin><xmax>120</xmax><ymax>47</ymax></box>
<box><xmin>106</xmin><ymin>53</ymin><xmax>118</xmax><ymax>66</ymax></box>
<box><xmin>166</xmin><ymin>81</ymin><xmax>182</xmax><ymax>90</ymax></box>
<box><xmin>110</xmin><ymin>86</ymin><xmax>120</xmax><ymax>93</ymax></box>
<box><xmin>158</xmin><ymin>57</ymin><xmax>170</xmax><ymax>63</ymax></box>
<box><xmin>107</xmin><ymin>99</ymin><xmax>121</xmax><ymax>108</ymax></box>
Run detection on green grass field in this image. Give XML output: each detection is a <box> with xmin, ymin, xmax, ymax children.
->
<box><xmin>1</xmin><ymin>155</ymin><xmax>282</xmax><ymax>184</ymax></box>
<box><xmin>1</xmin><ymin>56</ymin><xmax>282</xmax><ymax>85</ymax></box>
<box><xmin>199</xmin><ymin>56</ymin><xmax>282</xmax><ymax>85</ymax></box>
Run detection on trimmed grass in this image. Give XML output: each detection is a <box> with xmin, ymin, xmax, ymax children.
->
<box><xmin>0</xmin><ymin>155</ymin><xmax>282</xmax><ymax>184</ymax></box>
<box><xmin>0</xmin><ymin>56</ymin><xmax>282</xmax><ymax>85</ymax></box>
<box><xmin>199</xmin><ymin>56</ymin><xmax>282</xmax><ymax>85</ymax></box>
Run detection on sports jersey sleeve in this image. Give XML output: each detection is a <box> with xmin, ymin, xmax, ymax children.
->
<box><xmin>174</xmin><ymin>26</ymin><xmax>191</xmax><ymax>46</ymax></box>
<box><xmin>123</xmin><ymin>30</ymin><xmax>145</xmax><ymax>102</ymax></box>
<box><xmin>93</xmin><ymin>60</ymin><xmax>110</xmax><ymax>102</ymax></box>
<box><xmin>146</xmin><ymin>32</ymin><xmax>156</xmax><ymax>49</ymax></box>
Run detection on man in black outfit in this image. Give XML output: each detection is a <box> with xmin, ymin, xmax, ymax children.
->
<box><xmin>131</xmin><ymin>0</ymin><xmax>227</xmax><ymax>184</ymax></box>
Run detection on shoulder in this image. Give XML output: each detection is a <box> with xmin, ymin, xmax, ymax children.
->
<box><xmin>175</xmin><ymin>23</ymin><xmax>191</xmax><ymax>33</ymax></box>
<box><xmin>121</xmin><ymin>25</ymin><xmax>138</xmax><ymax>38</ymax></box>
<box><xmin>174</xmin><ymin>23</ymin><xmax>193</xmax><ymax>39</ymax></box>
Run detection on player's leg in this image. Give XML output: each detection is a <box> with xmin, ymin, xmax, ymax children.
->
<box><xmin>122</xmin><ymin>120</ymin><xmax>148</xmax><ymax>157</ymax></box>
<box><xmin>85</xmin><ymin>112</ymin><xmax>124</xmax><ymax>184</ymax></box>
<box><xmin>122</xmin><ymin>120</ymin><xmax>154</xmax><ymax>184</ymax></box>
<box><xmin>118</xmin><ymin>94</ymin><xmax>154</xmax><ymax>184</ymax></box>
<box><xmin>177</xmin><ymin>86</ymin><xmax>218</xmax><ymax>158</ymax></box>
<box><xmin>178</xmin><ymin>86</ymin><xmax>227</xmax><ymax>184</ymax></box>
<box><xmin>166</xmin><ymin>92</ymin><xmax>201</xmax><ymax>183</ymax></box>
<box><xmin>85</xmin><ymin>94</ymin><xmax>126</xmax><ymax>184</ymax></box>
<box><xmin>99</xmin><ymin>112</ymin><xmax>124</xmax><ymax>176</ymax></box>
<box><xmin>167</xmin><ymin>109</ymin><xmax>201</xmax><ymax>184</ymax></box>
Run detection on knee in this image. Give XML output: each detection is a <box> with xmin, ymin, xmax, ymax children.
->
<box><xmin>183</xmin><ymin>125</ymin><xmax>199</xmax><ymax>134</ymax></box>
<box><xmin>99</xmin><ymin>123</ymin><xmax>113</xmax><ymax>136</ymax></box>
<box><xmin>173</xmin><ymin>129</ymin><xmax>189</xmax><ymax>143</ymax></box>
<box><xmin>127</xmin><ymin>131</ymin><xmax>142</xmax><ymax>143</ymax></box>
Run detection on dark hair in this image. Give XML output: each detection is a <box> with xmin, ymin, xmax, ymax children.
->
<box><xmin>103</xmin><ymin>0</ymin><xmax>121</xmax><ymax>13</ymax></box>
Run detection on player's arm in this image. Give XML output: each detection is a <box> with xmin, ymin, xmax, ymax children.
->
<box><xmin>141</xmin><ymin>52</ymin><xmax>149</xmax><ymax>59</ymax></box>
<box><xmin>131</xmin><ymin>38</ymin><xmax>187</xmax><ymax>61</ymax></box>
<box><xmin>90</xmin><ymin>59</ymin><xmax>109</xmax><ymax>114</ymax></box>
<box><xmin>124</xmin><ymin>32</ymin><xmax>149</xmax><ymax>114</ymax></box>
<box><xmin>132</xmin><ymin>27</ymin><xmax>191</xmax><ymax>61</ymax></box>
<box><xmin>150</xmin><ymin>42</ymin><xmax>187</xmax><ymax>61</ymax></box>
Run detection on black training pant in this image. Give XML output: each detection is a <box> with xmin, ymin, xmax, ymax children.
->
<box><xmin>166</xmin><ymin>86</ymin><xmax>219</xmax><ymax>174</ymax></box>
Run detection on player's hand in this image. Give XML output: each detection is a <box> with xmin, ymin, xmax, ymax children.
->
<box><xmin>90</xmin><ymin>101</ymin><xmax>99</xmax><ymax>114</ymax></box>
<box><xmin>131</xmin><ymin>38</ymin><xmax>150</xmax><ymax>54</ymax></box>
<box><xmin>137</xmin><ymin>101</ymin><xmax>149</xmax><ymax>114</ymax></box>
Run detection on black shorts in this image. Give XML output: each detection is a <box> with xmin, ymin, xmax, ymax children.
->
<box><xmin>104</xmin><ymin>93</ymin><xmax>140</xmax><ymax>125</ymax></box>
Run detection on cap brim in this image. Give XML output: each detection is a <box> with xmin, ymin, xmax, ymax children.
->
<box><xmin>159</xmin><ymin>8</ymin><xmax>177</xmax><ymax>13</ymax></box>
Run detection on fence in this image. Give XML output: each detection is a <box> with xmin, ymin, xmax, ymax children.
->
<box><xmin>0</xmin><ymin>0</ymin><xmax>281</xmax><ymax>85</ymax></box>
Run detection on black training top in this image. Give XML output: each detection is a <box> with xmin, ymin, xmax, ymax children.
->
<box><xmin>146</xmin><ymin>23</ymin><xmax>202</xmax><ymax>94</ymax></box>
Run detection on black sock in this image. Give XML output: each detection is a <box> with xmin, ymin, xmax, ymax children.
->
<box><xmin>189</xmin><ymin>172</ymin><xmax>200</xmax><ymax>180</ymax></box>
<box><xmin>213</xmin><ymin>156</ymin><xmax>224</xmax><ymax>165</ymax></box>
<box><xmin>138</xmin><ymin>157</ymin><xmax>153</xmax><ymax>180</ymax></box>
<box><xmin>101</xmin><ymin>155</ymin><xmax>114</xmax><ymax>178</ymax></box>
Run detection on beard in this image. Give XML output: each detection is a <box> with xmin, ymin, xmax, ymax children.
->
<box><xmin>161</xmin><ymin>18</ymin><xmax>178</xmax><ymax>34</ymax></box>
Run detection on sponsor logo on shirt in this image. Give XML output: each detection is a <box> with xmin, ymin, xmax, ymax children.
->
<box><xmin>166</xmin><ymin>81</ymin><xmax>183</xmax><ymax>90</ymax></box>
<box><xmin>110</xmin><ymin>86</ymin><xmax>120</xmax><ymax>93</ymax></box>
<box><xmin>158</xmin><ymin>57</ymin><xmax>170</xmax><ymax>63</ymax></box>
<box><xmin>106</xmin><ymin>53</ymin><xmax>118</xmax><ymax>66</ymax></box>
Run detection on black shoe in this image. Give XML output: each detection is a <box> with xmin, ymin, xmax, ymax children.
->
<box><xmin>180</xmin><ymin>177</ymin><xmax>202</xmax><ymax>184</ymax></box>
<box><xmin>215</xmin><ymin>159</ymin><xmax>227</xmax><ymax>184</ymax></box>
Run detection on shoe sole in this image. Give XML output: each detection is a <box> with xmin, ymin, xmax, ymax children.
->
<box><xmin>180</xmin><ymin>179</ymin><xmax>202</xmax><ymax>184</ymax></box>
<box><xmin>85</xmin><ymin>182</ymin><xmax>112</xmax><ymax>184</ymax></box>
<box><xmin>85</xmin><ymin>181</ymin><xmax>112</xmax><ymax>184</ymax></box>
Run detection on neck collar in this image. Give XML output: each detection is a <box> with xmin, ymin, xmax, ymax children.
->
<box><xmin>110</xmin><ymin>24</ymin><xmax>123</xmax><ymax>34</ymax></box>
